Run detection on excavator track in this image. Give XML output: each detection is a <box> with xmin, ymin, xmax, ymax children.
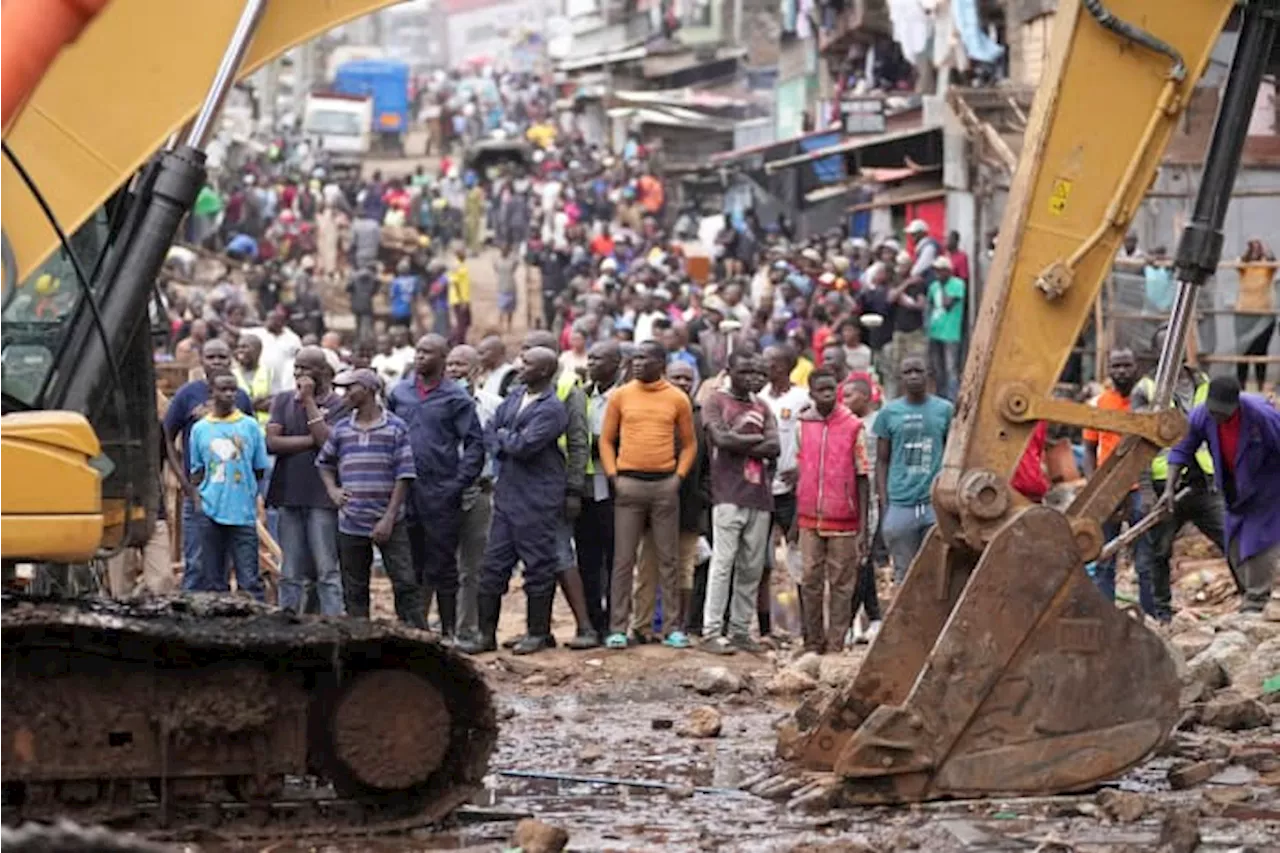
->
<box><xmin>0</xmin><ymin>594</ymin><xmax>498</xmax><ymax>838</ymax></box>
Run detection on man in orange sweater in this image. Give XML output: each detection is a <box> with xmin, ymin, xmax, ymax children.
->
<box><xmin>599</xmin><ymin>340</ymin><xmax>698</xmax><ymax>649</ymax></box>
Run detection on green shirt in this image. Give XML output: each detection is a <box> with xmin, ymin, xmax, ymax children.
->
<box><xmin>194</xmin><ymin>185</ymin><xmax>223</xmax><ymax>217</ymax></box>
<box><xmin>927</xmin><ymin>275</ymin><xmax>966</xmax><ymax>343</ymax></box>
<box><xmin>872</xmin><ymin>395</ymin><xmax>953</xmax><ymax>506</ymax></box>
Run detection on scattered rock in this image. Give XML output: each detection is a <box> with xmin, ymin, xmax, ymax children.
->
<box><xmin>1207</xmin><ymin>763</ymin><xmax>1259</xmax><ymax>785</ymax></box>
<box><xmin>787</xmin><ymin>842</ymin><xmax>877</xmax><ymax>853</ymax></box>
<box><xmin>522</xmin><ymin>673</ymin><xmax>549</xmax><ymax>687</ymax></box>
<box><xmin>497</xmin><ymin>704</ymin><xmax>517</xmax><ymax>721</ymax></box>
<box><xmin>767</xmin><ymin>668</ymin><xmax>819</xmax><ymax>696</ymax></box>
<box><xmin>1236</xmin><ymin>617</ymin><xmax>1280</xmax><ymax>645</ymax></box>
<box><xmin>789</xmin><ymin>651</ymin><xmax>824</xmax><ymax>680</ymax></box>
<box><xmin>1187</xmin><ymin>630</ymin><xmax>1250</xmax><ymax>687</ymax></box>
<box><xmin>577</xmin><ymin>744</ymin><xmax>603</xmax><ymax>763</ymax></box>
<box><xmin>1230</xmin><ymin>747</ymin><xmax>1280</xmax><ymax>773</ymax></box>
<box><xmin>1169</xmin><ymin>627</ymin><xmax>1215</xmax><ymax>660</ymax></box>
<box><xmin>1231</xmin><ymin>636</ymin><xmax>1280</xmax><ymax>698</ymax></box>
<box><xmin>1167</xmin><ymin>609</ymin><xmax>1205</xmax><ymax>635</ymax></box>
<box><xmin>666</xmin><ymin>784</ymin><xmax>695</xmax><ymax>800</ymax></box>
<box><xmin>512</xmin><ymin>817</ymin><xmax>569</xmax><ymax>853</ymax></box>
<box><xmin>692</xmin><ymin>666</ymin><xmax>744</xmax><ymax>695</ymax></box>
<box><xmin>678</xmin><ymin>706</ymin><xmax>723</xmax><ymax>738</ymax></box>
<box><xmin>1156</xmin><ymin>811</ymin><xmax>1200</xmax><ymax>853</ymax></box>
<box><xmin>817</xmin><ymin>655</ymin><xmax>860</xmax><ymax>687</ymax></box>
<box><xmin>1096</xmin><ymin>788</ymin><xmax>1147</xmax><ymax>822</ymax></box>
<box><xmin>1168</xmin><ymin>758</ymin><xmax>1226</xmax><ymax>789</ymax></box>
<box><xmin>1181</xmin><ymin>655</ymin><xmax>1228</xmax><ymax>706</ymax></box>
<box><xmin>651</xmin><ymin>717</ymin><xmax>674</xmax><ymax>730</ymax></box>
<box><xmin>1197</xmin><ymin>692</ymin><xmax>1272</xmax><ymax>730</ymax></box>
<box><xmin>1203</xmin><ymin>786</ymin><xmax>1252</xmax><ymax>806</ymax></box>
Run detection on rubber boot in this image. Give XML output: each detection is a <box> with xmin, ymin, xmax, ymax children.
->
<box><xmin>512</xmin><ymin>593</ymin><xmax>555</xmax><ymax>655</ymax></box>
<box><xmin>437</xmin><ymin>589</ymin><xmax>458</xmax><ymax>643</ymax></box>
<box><xmin>421</xmin><ymin>584</ymin><xmax>437</xmax><ymax>631</ymax></box>
<box><xmin>457</xmin><ymin>594</ymin><xmax>500</xmax><ymax>655</ymax></box>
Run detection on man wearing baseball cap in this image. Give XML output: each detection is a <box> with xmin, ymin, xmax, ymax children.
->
<box><xmin>317</xmin><ymin>368</ymin><xmax>423</xmax><ymax>626</ymax></box>
<box><xmin>1167</xmin><ymin>375</ymin><xmax>1280</xmax><ymax>613</ymax></box>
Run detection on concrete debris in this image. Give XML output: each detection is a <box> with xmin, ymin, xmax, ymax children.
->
<box><xmin>678</xmin><ymin>706</ymin><xmax>723</xmax><ymax>738</ymax></box>
<box><xmin>1236</xmin><ymin>615</ymin><xmax>1280</xmax><ymax>645</ymax></box>
<box><xmin>692</xmin><ymin>666</ymin><xmax>744</xmax><ymax>695</ymax></box>
<box><xmin>787</xmin><ymin>841</ymin><xmax>877</xmax><ymax>853</ymax></box>
<box><xmin>789</xmin><ymin>651</ymin><xmax>824</xmax><ymax>680</ymax></box>
<box><xmin>1230</xmin><ymin>636</ymin><xmax>1280</xmax><ymax>698</ymax></box>
<box><xmin>817</xmin><ymin>655</ymin><xmax>860</xmax><ymax>687</ymax></box>
<box><xmin>1169</xmin><ymin>627</ymin><xmax>1215</xmax><ymax>660</ymax></box>
<box><xmin>1155</xmin><ymin>811</ymin><xmax>1200</xmax><ymax>853</ymax></box>
<box><xmin>651</xmin><ymin>717</ymin><xmax>675</xmax><ymax>730</ymax></box>
<box><xmin>1196</xmin><ymin>692</ymin><xmax>1272</xmax><ymax>730</ymax></box>
<box><xmin>512</xmin><ymin>817</ymin><xmax>570</xmax><ymax>853</ymax></box>
<box><xmin>666</xmin><ymin>783</ymin><xmax>696</xmax><ymax>799</ymax></box>
<box><xmin>1168</xmin><ymin>758</ymin><xmax>1226</xmax><ymax>789</ymax></box>
<box><xmin>522</xmin><ymin>673</ymin><xmax>549</xmax><ymax>687</ymax></box>
<box><xmin>1202</xmin><ymin>785</ymin><xmax>1253</xmax><ymax>806</ymax></box>
<box><xmin>1187</xmin><ymin>630</ymin><xmax>1251</xmax><ymax>688</ymax></box>
<box><xmin>766</xmin><ymin>668</ymin><xmax>820</xmax><ymax>696</ymax></box>
<box><xmin>577</xmin><ymin>744</ymin><xmax>603</xmax><ymax>763</ymax></box>
<box><xmin>1231</xmin><ymin>747</ymin><xmax>1280</xmax><ymax>773</ymax></box>
<box><xmin>1177</xmin><ymin>650</ymin><xmax>1228</xmax><ymax>701</ymax></box>
<box><xmin>1096</xmin><ymin>788</ymin><xmax>1147</xmax><ymax>822</ymax></box>
<box><xmin>1207</xmin><ymin>763</ymin><xmax>1260</xmax><ymax>785</ymax></box>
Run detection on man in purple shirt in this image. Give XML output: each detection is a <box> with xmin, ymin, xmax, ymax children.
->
<box><xmin>266</xmin><ymin>346</ymin><xmax>346</xmax><ymax>615</ymax></box>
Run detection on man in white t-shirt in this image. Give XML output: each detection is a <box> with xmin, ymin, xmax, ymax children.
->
<box><xmin>243</xmin><ymin>307</ymin><xmax>302</xmax><ymax>395</ymax></box>
<box><xmin>758</xmin><ymin>343</ymin><xmax>811</xmax><ymax>638</ymax></box>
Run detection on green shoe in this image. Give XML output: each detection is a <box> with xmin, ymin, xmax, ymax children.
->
<box><xmin>605</xmin><ymin>632</ymin><xmax>628</xmax><ymax>650</ymax></box>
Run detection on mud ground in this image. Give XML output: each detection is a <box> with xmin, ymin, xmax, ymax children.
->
<box><xmin>202</xmin><ymin>537</ymin><xmax>1280</xmax><ymax>853</ymax></box>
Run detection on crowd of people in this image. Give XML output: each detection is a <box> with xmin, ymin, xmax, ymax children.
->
<box><xmin>116</xmin><ymin>65</ymin><xmax>1278</xmax><ymax>652</ymax></box>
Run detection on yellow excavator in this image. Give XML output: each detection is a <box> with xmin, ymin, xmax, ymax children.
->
<box><xmin>1</xmin><ymin>0</ymin><xmax>1277</xmax><ymax>832</ymax></box>
<box><xmin>776</xmin><ymin>0</ymin><xmax>1279</xmax><ymax>804</ymax></box>
<box><xmin>1</xmin><ymin>1</ymin><xmax>497</xmax><ymax>836</ymax></box>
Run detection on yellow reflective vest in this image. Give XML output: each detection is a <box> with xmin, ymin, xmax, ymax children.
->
<box><xmin>1135</xmin><ymin>374</ymin><xmax>1213</xmax><ymax>480</ymax></box>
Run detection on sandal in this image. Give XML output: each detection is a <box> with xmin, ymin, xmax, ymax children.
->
<box><xmin>663</xmin><ymin>631</ymin><xmax>691</xmax><ymax>649</ymax></box>
<box><xmin>605</xmin><ymin>632</ymin><xmax>628</xmax><ymax>650</ymax></box>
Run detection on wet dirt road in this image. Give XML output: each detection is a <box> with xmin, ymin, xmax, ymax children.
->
<box><xmin>205</xmin><ymin>583</ymin><xmax>1280</xmax><ymax>853</ymax></box>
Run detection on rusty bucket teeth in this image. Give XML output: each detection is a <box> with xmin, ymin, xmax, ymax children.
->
<box><xmin>782</xmin><ymin>507</ymin><xmax>1181</xmax><ymax>803</ymax></box>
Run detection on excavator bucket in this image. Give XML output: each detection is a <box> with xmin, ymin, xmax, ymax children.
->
<box><xmin>778</xmin><ymin>507</ymin><xmax>1180</xmax><ymax>802</ymax></box>
<box><xmin>777</xmin><ymin>0</ymin><xmax>1249</xmax><ymax>803</ymax></box>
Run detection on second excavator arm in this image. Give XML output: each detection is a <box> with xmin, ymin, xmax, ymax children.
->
<box><xmin>780</xmin><ymin>0</ymin><xmax>1279</xmax><ymax>803</ymax></box>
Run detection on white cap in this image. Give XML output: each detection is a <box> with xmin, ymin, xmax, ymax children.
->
<box><xmin>906</xmin><ymin>219</ymin><xmax>929</xmax><ymax>235</ymax></box>
<box><xmin>932</xmin><ymin>255</ymin><xmax>953</xmax><ymax>271</ymax></box>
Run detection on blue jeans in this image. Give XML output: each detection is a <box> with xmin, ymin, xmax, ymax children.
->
<box><xmin>191</xmin><ymin>516</ymin><xmax>264</xmax><ymax>601</ymax></box>
<box><xmin>277</xmin><ymin>506</ymin><xmax>344</xmax><ymax>615</ymax></box>
<box><xmin>1094</xmin><ymin>490</ymin><xmax>1156</xmax><ymax>614</ymax></box>
<box><xmin>881</xmin><ymin>503</ymin><xmax>937</xmax><ymax>584</ymax></box>
<box><xmin>181</xmin><ymin>497</ymin><xmax>203</xmax><ymax>583</ymax></box>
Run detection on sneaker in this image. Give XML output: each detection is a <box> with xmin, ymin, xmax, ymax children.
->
<box><xmin>568</xmin><ymin>629</ymin><xmax>601</xmax><ymax>650</ymax></box>
<box><xmin>850</xmin><ymin>620</ymin><xmax>866</xmax><ymax>646</ymax></box>
<box><xmin>663</xmin><ymin>631</ymin><xmax>691</xmax><ymax>649</ymax></box>
<box><xmin>604</xmin><ymin>632</ymin><xmax>629</xmax><ymax>650</ymax></box>
<box><xmin>700</xmin><ymin>635</ymin><xmax>736</xmax><ymax>656</ymax></box>
<box><xmin>730</xmin><ymin>634</ymin><xmax>763</xmax><ymax>654</ymax></box>
<box><xmin>863</xmin><ymin>620</ymin><xmax>881</xmax><ymax>644</ymax></box>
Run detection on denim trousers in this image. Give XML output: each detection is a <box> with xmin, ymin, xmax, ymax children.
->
<box><xmin>277</xmin><ymin>506</ymin><xmax>344</xmax><ymax>616</ymax></box>
<box><xmin>188</xmin><ymin>516</ymin><xmax>264</xmax><ymax>601</ymax></box>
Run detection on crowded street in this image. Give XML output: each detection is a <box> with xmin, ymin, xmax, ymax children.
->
<box><xmin>2</xmin><ymin>1</ymin><xmax>1280</xmax><ymax>851</ymax></box>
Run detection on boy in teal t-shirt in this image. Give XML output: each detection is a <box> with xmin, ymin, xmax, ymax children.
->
<box><xmin>872</xmin><ymin>354</ymin><xmax>954</xmax><ymax>583</ymax></box>
<box><xmin>927</xmin><ymin>255</ymin><xmax>966</xmax><ymax>399</ymax></box>
<box><xmin>188</xmin><ymin>371</ymin><xmax>269</xmax><ymax>599</ymax></box>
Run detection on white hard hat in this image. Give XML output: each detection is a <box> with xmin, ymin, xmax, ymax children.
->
<box><xmin>906</xmin><ymin>219</ymin><xmax>929</xmax><ymax>235</ymax></box>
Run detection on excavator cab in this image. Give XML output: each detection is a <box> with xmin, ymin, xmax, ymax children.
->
<box><xmin>2</xmin><ymin>196</ymin><xmax>164</xmax><ymax>569</ymax></box>
<box><xmin>776</xmin><ymin>0</ymin><xmax>1280</xmax><ymax>805</ymax></box>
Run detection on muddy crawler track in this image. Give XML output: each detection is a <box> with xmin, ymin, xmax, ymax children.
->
<box><xmin>1</xmin><ymin>594</ymin><xmax>498</xmax><ymax>838</ymax></box>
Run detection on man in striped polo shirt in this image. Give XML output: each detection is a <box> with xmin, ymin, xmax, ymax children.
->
<box><xmin>317</xmin><ymin>368</ymin><xmax>424</xmax><ymax>627</ymax></box>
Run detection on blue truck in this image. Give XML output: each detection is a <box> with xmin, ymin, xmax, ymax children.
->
<box><xmin>332</xmin><ymin>58</ymin><xmax>411</xmax><ymax>154</ymax></box>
